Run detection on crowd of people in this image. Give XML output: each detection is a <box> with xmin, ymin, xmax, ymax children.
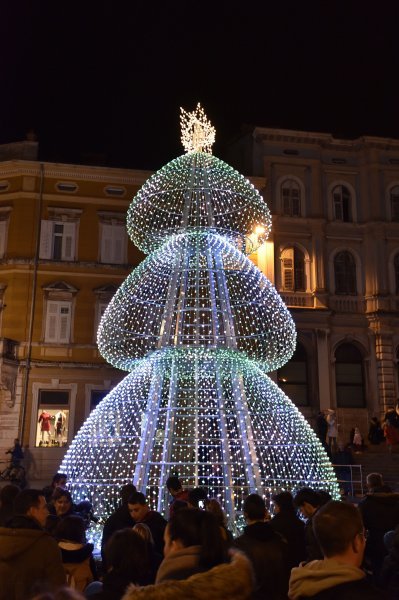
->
<box><xmin>0</xmin><ymin>472</ymin><xmax>399</xmax><ymax>599</ymax></box>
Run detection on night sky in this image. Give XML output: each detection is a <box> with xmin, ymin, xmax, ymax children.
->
<box><xmin>2</xmin><ymin>2</ymin><xmax>399</xmax><ymax>170</ymax></box>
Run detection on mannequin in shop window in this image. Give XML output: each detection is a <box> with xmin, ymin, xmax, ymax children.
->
<box><xmin>55</xmin><ymin>410</ymin><xmax>67</xmax><ymax>446</ymax></box>
<box><xmin>38</xmin><ymin>410</ymin><xmax>53</xmax><ymax>445</ymax></box>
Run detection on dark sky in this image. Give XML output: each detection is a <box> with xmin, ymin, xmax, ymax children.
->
<box><xmin>1</xmin><ymin>1</ymin><xmax>399</xmax><ymax>170</ymax></box>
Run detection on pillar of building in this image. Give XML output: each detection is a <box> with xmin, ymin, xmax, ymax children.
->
<box><xmin>374</xmin><ymin>330</ymin><xmax>396</xmax><ymax>412</ymax></box>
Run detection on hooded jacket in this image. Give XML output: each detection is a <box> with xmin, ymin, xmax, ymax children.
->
<box><xmin>121</xmin><ymin>549</ymin><xmax>253</xmax><ymax>600</ymax></box>
<box><xmin>58</xmin><ymin>540</ymin><xmax>95</xmax><ymax>591</ymax></box>
<box><xmin>288</xmin><ymin>558</ymin><xmax>380</xmax><ymax>599</ymax></box>
<box><xmin>234</xmin><ymin>521</ymin><xmax>288</xmax><ymax>599</ymax></box>
<box><xmin>0</xmin><ymin>515</ymin><xmax>66</xmax><ymax>600</ymax></box>
<box><xmin>359</xmin><ymin>492</ymin><xmax>399</xmax><ymax>571</ymax></box>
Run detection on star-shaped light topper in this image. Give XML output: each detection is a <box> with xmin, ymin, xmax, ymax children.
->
<box><xmin>180</xmin><ymin>103</ymin><xmax>216</xmax><ymax>154</ymax></box>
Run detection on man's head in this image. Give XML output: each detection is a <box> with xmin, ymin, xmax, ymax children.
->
<box><xmin>121</xmin><ymin>483</ymin><xmax>137</xmax><ymax>505</ymax></box>
<box><xmin>14</xmin><ymin>438</ymin><xmax>20</xmax><ymax>445</ymax></box>
<box><xmin>166</xmin><ymin>476</ymin><xmax>183</xmax><ymax>497</ymax></box>
<box><xmin>52</xmin><ymin>472</ymin><xmax>67</xmax><ymax>489</ymax></box>
<box><xmin>313</xmin><ymin>500</ymin><xmax>366</xmax><ymax>567</ymax></box>
<box><xmin>243</xmin><ymin>493</ymin><xmax>268</xmax><ymax>523</ymax></box>
<box><xmin>366</xmin><ymin>472</ymin><xmax>384</xmax><ymax>492</ymax></box>
<box><xmin>128</xmin><ymin>491</ymin><xmax>150</xmax><ymax>522</ymax></box>
<box><xmin>14</xmin><ymin>489</ymin><xmax>49</xmax><ymax>527</ymax></box>
<box><xmin>294</xmin><ymin>487</ymin><xmax>322</xmax><ymax>518</ymax></box>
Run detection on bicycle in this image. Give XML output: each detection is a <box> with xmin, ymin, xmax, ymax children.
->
<box><xmin>0</xmin><ymin>460</ymin><xmax>26</xmax><ymax>488</ymax></box>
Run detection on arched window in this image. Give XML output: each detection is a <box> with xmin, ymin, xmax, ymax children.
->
<box><xmin>335</xmin><ymin>343</ymin><xmax>365</xmax><ymax>408</ymax></box>
<box><xmin>281</xmin><ymin>247</ymin><xmax>306</xmax><ymax>291</ymax></box>
<box><xmin>277</xmin><ymin>343</ymin><xmax>308</xmax><ymax>406</ymax></box>
<box><xmin>281</xmin><ymin>179</ymin><xmax>301</xmax><ymax>217</ymax></box>
<box><xmin>332</xmin><ymin>185</ymin><xmax>352</xmax><ymax>222</ymax></box>
<box><xmin>394</xmin><ymin>254</ymin><xmax>399</xmax><ymax>294</ymax></box>
<box><xmin>334</xmin><ymin>251</ymin><xmax>357</xmax><ymax>295</ymax></box>
<box><xmin>391</xmin><ymin>186</ymin><xmax>399</xmax><ymax>221</ymax></box>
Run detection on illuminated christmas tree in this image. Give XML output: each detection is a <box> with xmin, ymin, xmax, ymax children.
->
<box><xmin>61</xmin><ymin>104</ymin><xmax>339</xmax><ymax>523</ymax></box>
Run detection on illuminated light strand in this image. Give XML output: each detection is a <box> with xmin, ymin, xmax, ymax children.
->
<box><xmin>60</xmin><ymin>106</ymin><xmax>339</xmax><ymax>546</ymax></box>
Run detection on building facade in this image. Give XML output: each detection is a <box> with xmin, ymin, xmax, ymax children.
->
<box><xmin>2</xmin><ymin>128</ymin><xmax>399</xmax><ymax>482</ymax></box>
<box><xmin>228</xmin><ymin>127</ymin><xmax>399</xmax><ymax>441</ymax></box>
<box><xmin>0</xmin><ymin>141</ymin><xmax>150</xmax><ymax>482</ymax></box>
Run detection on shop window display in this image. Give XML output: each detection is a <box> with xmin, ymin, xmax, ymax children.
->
<box><xmin>35</xmin><ymin>390</ymin><xmax>69</xmax><ymax>447</ymax></box>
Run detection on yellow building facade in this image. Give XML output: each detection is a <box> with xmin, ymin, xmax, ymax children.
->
<box><xmin>0</xmin><ymin>142</ymin><xmax>150</xmax><ymax>482</ymax></box>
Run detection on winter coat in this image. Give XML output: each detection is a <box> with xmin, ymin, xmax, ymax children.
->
<box><xmin>304</xmin><ymin>514</ymin><xmax>323</xmax><ymax>562</ymax></box>
<box><xmin>58</xmin><ymin>540</ymin><xmax>96</xmax><ymax>591</ymax></box>
<box><xmin>359</xmin><ymin>492</ymin><xmax>399</xmax><ymax>572</ymax></box>
<box><xmin>156</xmin><ymin>545</ymin><xmax>204</xmax><ymax>582</ymax></box>
<box><xmin>234</xmin><ymin>521</ymin><xmax>288</xmax><ymax>599</ymax></box>
<box><xmin>0</xmin><ymin>515</ymin><xmax>66</xmax><ymax>600</ymax></box>
<box><xmin>101</xmin><ymin>504</ymin><xmax>136</xmax><ymax>568</ymax></box>
<box><xmin>120</xmin><ymin>549</ymin><xmax>253</xmax><ymax>600</ymax></box>
<box><xmin>270</xmin><ymin>510</ymin><xmax>307</xmax><ymax>569</ymax></box>
<box><xmin>288</xmin><ymin>558</ymin><xmax>381</xmax><ymax>599</ymax></box>
<box><xmin>138</xmin><ymin>510</ymin><xmax>167</xmax><ymax>556</ymax></box>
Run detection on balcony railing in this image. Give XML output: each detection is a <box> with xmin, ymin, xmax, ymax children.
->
<box><xmin>280</xmin><ymin>292</ymin><xmax>314</xmax><ymax>308</ymax></box>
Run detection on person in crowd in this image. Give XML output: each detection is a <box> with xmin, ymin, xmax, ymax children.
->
<box><xmin>0</xmin><ymin>488</ymin><xmax>65</xmax><ymax>599</ymax></box>
<box><xmin>205</xmin><ymin>498</ymin><xmax>233</xmax><ymax>544</ymax></box>
<box><xmin>359</xmin><ymin>472</ymin><xmax>399</xmax><ymax>580</ymax></box>
<box><xmin>0</xmin><ymin>483</ymin><xmax>19</xmax><ymax>525</ymax></box>
<box><xmin>288</xmin><ymin>500</ymin><xmax>382</xmax><ymax>599</ymax></box>
<box><xmin>315</xmin><ymin>411</ymin><xmax>328</xmax><ymax>451</ymax></box>
<box><xmin>326</xmin><ymin>409</ymin><xmax>338</xmax><ymax>454</ymax></box>
<box><xmin>383</xmin><ymin>405</ymin><xmax>399</xmax><ymax>452</ymax></box>
<box><xmin>31</xmin><ymin>589</ymin><xmax>85</xmax><ymax>600</ymax></box>
<box><xmin>86</xmin><ymin>528</ymin><xmax>152</xmax><ymax>599</ymax></box>
<box><xmin>352</xmin><ymin>426</ymin><xmax>364</xmax><ymax>453</ymax></box>
<box><xmin>120</xmin><ymin>549</ymin><xmax>253</xmax><ymax>599</ymax></box>
<box><xmin>55</xmin><ymin>514</ymin><xmax>96</xmax><ymax>592</ymax></box>
<box><xmin>368</xmin><ymin>417</ymin><xmax>384</xmax><ymax>445</ymax></box>
<box><xmin>47</xmin><ymin>488</ymin><xmax>76</xmax><ymax>535</ymax></box>
<box><xmin>156</xmin><ymin>508</ymin><xmax>227</xmax><ymax>583</ymax></box>
<box><xmin>187</xmin><ymin>487</ymin><xmax>207</xmax><ymax>509</ymax></box>
<box><xmin>294</xmin><ymin>487</ymin><xmax>324</xmax><ymax>561</ymax></box>
<box><xmin>127</xmin><ymin>492</ymin><xmax>167</xmax><ymax>555</ymax></box>
<box><xmin>43</xmin><ymin>473</ymin><xmax>68</xmax><ymax>503</ymax></box>
<box><xmin>101</xmin><ymin>484</ymin><xmax>137</xmax><ymax>566</ymax></box>
<box><xmin>166</xmin><ymin>476</ymin><xmax>189</xmax><ymax>518</ymax></box>
<box><xmin>271</xmin><ymin>491</ymin><xmax>306</xmax><ymax>570</ymax></box>
<box><xmin>332</xmin><ymin>443</ymin><xmax>354</xmax><ymax>496</ymax></box>
<box><xmin>133</xmin><ymin>523</ymin><xmax>163</xmax><ymax>583</ymax></box>
<box><xmin>235</xmin><ymin>493</ymin><xmax>288</xmax><ymax>599</ymax></box>
<box><xmin>380</xmin><ymin>524</ymin><xmax>399</xmax><ymax>597</ymax></box>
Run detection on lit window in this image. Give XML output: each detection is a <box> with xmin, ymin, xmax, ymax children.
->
<box><xmin>335</xmin><ymin>343</ymin><xmax>365</xmax><ymax>408</ymax></box>
<box><xmin>281</xmin><ymin>179</ymin><xmax>301</xmax><ymax>217</ymax></box>
<box><xmin>334</xmin><ymin>251</ymin><xmax>357</xmax><ymax>295</ymax></box>
<box><xmin>40</xmin><ymin>220</ymin><xmax>76</xmax><ymax>261</ymax></box>
<box><xmin>277</xmin><ymin>343</ymin><xmax>308</xmax><ymax>406</ymax></box>
<box><xmin>45</xmin><ymin>301</ymin><xmax>71</xmax><ymax>343</ymax></box>
<box><xmin>35</xmin><ymin>390</ymin><xmax>70</xmax><ymax>447</ymax></box>
<box><xmin>281</xmin><ymin>247</ymin><xmax>306</xmax><ymax>291</ymax></box>
<box><xmin>390</xmin><ymin>186</ymin><xmax>399</xmax><ymax>222</ymax></box>
<box><xmin>332</xmin><ymin>185</ymin><xmax>352</xmax><ymax>222</ymax></box>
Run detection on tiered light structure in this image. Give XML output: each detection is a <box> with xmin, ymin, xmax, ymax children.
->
<box><xmin>61</xmin><ymin>103</ymin><xmax>339</xmax><ymax>523</ymax></box>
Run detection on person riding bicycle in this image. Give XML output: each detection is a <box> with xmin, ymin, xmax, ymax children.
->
<box><xmin>6</xmin><ymin>438</ymin><xmax>24</xmax><ymax>468</ymax></box>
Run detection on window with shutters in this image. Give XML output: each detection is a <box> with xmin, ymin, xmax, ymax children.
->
<box><xmin>334</xmin><ymin>251</ymin><xmax>357</xmax><ymax>295</ymax></box>
<box><xmin>390</xmin><ymin>186</ymin><xmax>399</xmax><ymax>222</ymax></box>
<box><xmin>335</xmin><ymin>343</ymin><xmax>365</xmax><ymax>408</ymax></box>
<box><xmin>281</xmin><ymin>247</ymin><xmax>306</xmax><ymax>291</ymax></box>
<box><xmin>0</xmin><ymin>220</ymin><xmax>7</xmax><ymax>258</ymax></box>
<box><xmin>332</xmin><ymin>185</ymin><xmax>352</xmax><ymax>222</ymax></box>
<box><xmin>45</xmin><ymin>301</ymin><xmax>72</xmax><ymax>343</ymax></box>
<box><xmin>281</xmin><ymin>179</ymin><xmax>301</xmax><ymax>217</ymax></box>
<box><xmin>100</xmin><ymin>222</ymin><xmax>127</xmax><ymax>264</ymax></box>
<box><xmin>40</xmin><ymin>220</ymin><xmax>76</xmax><ymax>261</ymax></box>
<box><xmin>277</xmin><ymin>343</ymin><xmax>309</xmax><ymax>406</ymax></box>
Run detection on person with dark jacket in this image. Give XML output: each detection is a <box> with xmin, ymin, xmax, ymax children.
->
<box><xmin>294</xmin><ymin>487</ymin><xmax>324</xmax><ymax>561</ymax></box>
<box><xmin>101</xmin><ymin>484</ymin><xmax>137</xmax><ymax>566</ymax></box>
<box><xmin>380</xmin><ymin>524</ymin><xmax>399</xmax><ymax>598</ymax></box>
<box><xmin>288</xmin><ymin>501</ymin><xmax>383</xmax><ymax>599</ymax></box>
<box><xmin>0</xmin><ymin>483</ymin><xmax>19</xmax><ymax>525</ymax></box>
<box><xmin>359</xmin><ymin>473</ymin><xmax>399</xmax><ymax>579</ymax></box>
<box><xmin>235</xmin><ymin>493</ymin><xmax>288</xmax><ymax>600</ymax></box>
<box><xmin>55</xmin><ymin>514</ymin><xmax>97</xmax><ymax>592</ymax></box>
<box><xmin>271</xmin><ymin>491</ymin><xmax>306</xmax><ymax>569</ymax></box>
<box><xmin>127</xmin><ymin>492</ymin><xmax>167</xmax><ymax>556</ymax></box>
<box><xmin>0</xmin><ymin>488</ymin><xmax>65</xmax><ymax>599</ymax></box>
